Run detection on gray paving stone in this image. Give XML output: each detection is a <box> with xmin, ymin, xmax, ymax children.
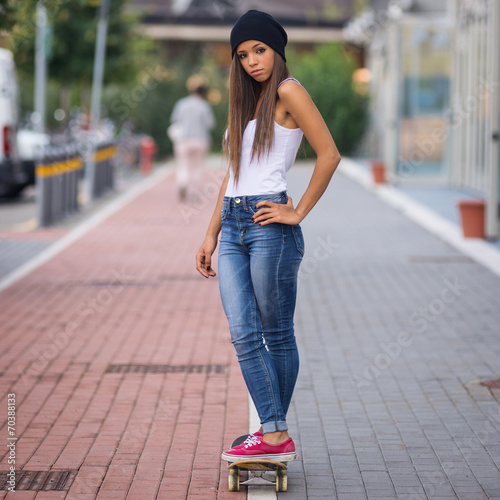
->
<box><xmin>0</xmin><ymin>239</ymin><xmax>55</xmax><ymax>279</ymax></box>
<box><xmin>336</xmin><ymin>485</ymin><xmax>367</xmax><ymax>495</ymax></box>
<box><xmin>336</xmin><ymin>494</ymin><xmax>367</xmax><ymax>500</ymax></box>
<box><xmin>285</xmin><ymin>168</ymin><xmax>500</xmax><ymax>499</ymax></box>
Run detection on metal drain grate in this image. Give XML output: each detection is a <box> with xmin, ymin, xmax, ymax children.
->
<box><xmin>409</xmin><ymin>255</ymin><xmax>474</xmax><ymax>263</ymax></box>
<box><xmin>71</xmin><ymin>281</ymin><xmax>151</xmax><ymax>287</ymax></box>
<box><xmin>480</xmin><ymin>378</ymin><xmax>500</xmax><ymax>389</ymax></box>
<box><xmin>71</xmin><ymin>275</ymin><xmax>201</xmax><ymax>287</ymax></box>
<box><xmin>105</xmin><ymin>363</ymin><xmax>227</xmax><ymax>374</ymax></box>
<box><xmin>0</xmin><ymin>469</ymin><xmax>77</xmax><ymax>491</ymax></box>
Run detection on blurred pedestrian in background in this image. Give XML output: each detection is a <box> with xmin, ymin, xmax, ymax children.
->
<box><xmin>169</xmin><ymin>75</ymin><xmax>215</xmax><ymax>202</ymax></box>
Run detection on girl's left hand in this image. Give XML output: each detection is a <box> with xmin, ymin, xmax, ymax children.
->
<box><xmin>252</xmin><ymin>196</ymin><xmax>302</xmax><ymax>226</ymax></box>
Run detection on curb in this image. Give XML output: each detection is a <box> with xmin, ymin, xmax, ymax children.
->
<box><xmin>339</xmin><ymin>157</ymin><xmax>500</xmax><ymax>278</ymax></box>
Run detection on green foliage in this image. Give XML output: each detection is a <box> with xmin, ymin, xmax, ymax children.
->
<box><xmin>0</xmin><ymin>0</ymin><xmax>70</xmax><ymax>33</ymax></box>
<box><xmin>11</xmin><ymin>0</ymin><xmax>148</xmax><ymax>85</ymax></box>
<box><xmin>287</xmin><ymin>43</ymin><xmax>369</xmax><ymax>156</ymax></box>
<box><xmin>48</xmin><ymin>0</ymin><xmax>146</xmax><ymax>86</ymax></box>
<box><xmin>6</xmin><ymin>0</ymin><xmax>155</xmax><ymax>119</ymax></box>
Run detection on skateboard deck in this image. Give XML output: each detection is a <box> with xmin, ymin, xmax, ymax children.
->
<box><xmin>231</xmin><ymin>434</ymin><xmax>250</xmax><ymax>448</ymax></box>
<box><xmin>227</xmin><ymin>458</ymin><xmax>291</xmax><ymax>492</ymax></box>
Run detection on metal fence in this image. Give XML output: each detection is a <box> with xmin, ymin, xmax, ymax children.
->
<box><xmin>91</xmin><ymin>142</ymin><xmax>116</xmax><ymax>198</ymax></box>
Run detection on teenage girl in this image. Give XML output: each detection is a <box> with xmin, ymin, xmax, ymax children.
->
<box><xmin>196</xmin><ymin>10</ymin><xmax>341</xmax><ymax>461</ymax></box>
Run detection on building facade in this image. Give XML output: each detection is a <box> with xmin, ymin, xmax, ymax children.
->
<box><xmin>345</xmin><ymin>0</ymin><xmax>499</xmax><ymax>238</ymax></box>
<box><xmin>130</xmin><ymin>0</ymin><xmax>354</xmax><ymax>65</ymax></box>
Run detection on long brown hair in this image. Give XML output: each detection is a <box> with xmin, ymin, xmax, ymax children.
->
<box><xmin>224</xmin><ymin>52</ymin><xmax>290</xmax><ymax>184</ymax></box>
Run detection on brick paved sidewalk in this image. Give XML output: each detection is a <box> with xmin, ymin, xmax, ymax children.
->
<box><xmin>0</xmin><ymin>166</ymin><xmax>247</xmax><ymax>499</ymax></box>
<box><xmin>1</xmin><ymin>160</ymin><xmax>500</xmax><ymax>500</ymax></box>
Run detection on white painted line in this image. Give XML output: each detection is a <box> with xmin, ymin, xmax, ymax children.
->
<box><xmin>248</xmin><ymin>395</ymin><xmax>276</xmax><ymax>500</ymax></box>
<box><xmin>339</xmin><ymin>158</ymin><xmax>500</xmax><ymax>278</ymax></box>
<box><xmin>249</xmin><ymin>394</ymin><xmax>260</xmax><ymax>432</ymax></box>
<box><xmin>0</xmin><ymin>166</ymin><xmax>173</xmax><ymax>294</ymax></box>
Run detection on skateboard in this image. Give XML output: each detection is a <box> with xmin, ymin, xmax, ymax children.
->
<box><xmin>227</xmin><ymin>458</ymin><xmax>290</xmax><ymax>492</ymax></box>
<box><xmin>226</xmin><ymin>434</ymin><xmax>295</xmax><ymax>491</ymax></box>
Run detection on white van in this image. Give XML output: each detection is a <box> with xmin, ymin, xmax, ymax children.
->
<box><xmin>0</xmin><ymin>48</ymin><xmax>26</xmax><ymax>197</ymax></box>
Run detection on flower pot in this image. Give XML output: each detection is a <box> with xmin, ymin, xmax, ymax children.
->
<box><xmin>457</xmin><ymin>199</ymin><xmax>485</xmax><ymax>238</ymax></box>
<box><xmin>371</xmin><ymin>160</ymin><xmax>386</xmax><ymax>184</ymax></box>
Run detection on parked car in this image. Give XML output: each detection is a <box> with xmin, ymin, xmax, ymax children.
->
<box><xmin>17</xmin><ymin>128</ymin><xmax>50</xmax><ymax>185</ymax></box>
<box><xmin>0</xmin><ymin>48</ymin><xmax>27</xmax><ymax>197</ymax></box>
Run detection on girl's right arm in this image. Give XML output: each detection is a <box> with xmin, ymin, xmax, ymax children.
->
<box><xmin>196</xmin><ymin>169</ymin><xmax>230</xmax><ymax>278</ymax></box>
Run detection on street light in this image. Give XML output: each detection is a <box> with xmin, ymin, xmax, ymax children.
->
<box><xmin>86</xmin><ymin>0</ymin><xmax>110</xmax><ymax>202</ymax></box>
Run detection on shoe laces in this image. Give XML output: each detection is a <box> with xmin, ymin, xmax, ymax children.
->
<box><xmin>243</xmin><ymin>435</ymin><xmax>261</xmax><ymax>448</ymax></box>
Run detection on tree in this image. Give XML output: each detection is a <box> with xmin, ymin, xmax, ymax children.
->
<box><xmin>3</xmin><ymin>0</ymin><xmax>154</xmax><ymax>119</ymax></box>
<box><xmin>287</xmin><ymin>43</ymin><xmax>369</xmax><ymax>156</ymax></box>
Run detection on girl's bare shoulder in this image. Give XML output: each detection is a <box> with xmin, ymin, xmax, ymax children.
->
<box><xmin>277</xmin><ymin>78</ymin><xmax>312</xmax><ymax>112</ymax></box>
<box><xmin>277</xmin><ymin>78</ymin><xmax>308</xmax><ymax>99</ymax></box>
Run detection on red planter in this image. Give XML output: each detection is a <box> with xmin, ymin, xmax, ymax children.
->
<box><xmin>371</xmin><ymin>160</ymin><xmax>386</xmax><ymax>184</ymax></box>
<box><xmin>457</xmin><ymin>199</ymin><xmax>485</xmax><ymax>238</ymax></box>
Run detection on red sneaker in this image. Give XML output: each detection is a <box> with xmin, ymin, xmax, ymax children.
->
<box><xmin>221</xmin><ymin>434</ymin><xmax>296</xmax><ymax>462</ymax></box>
<box><xmin>231</xmin><ymin>431</ymin><xmax>263</xmax><ymax>448</ymax></box>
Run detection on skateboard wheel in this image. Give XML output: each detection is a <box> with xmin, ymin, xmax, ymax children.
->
<box><xmin>276</xmin><ymin>470</ymin><xmax>287</xmax><ymax>492</ymax></box>
<box><xmin>228</xmin><ymin>468</ymin><xmax>239</xmax><ymax>491</ymax></box>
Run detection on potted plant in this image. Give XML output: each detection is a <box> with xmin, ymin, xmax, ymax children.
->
<box><xmin>370</xmin><ymin>159</ymin><xmax>386</xmax><ymax>184</ymax></box>
<box><xmin>456</xmin><ymin>199</ymin><xmax>485</xmax><ymax>238</ymax></box>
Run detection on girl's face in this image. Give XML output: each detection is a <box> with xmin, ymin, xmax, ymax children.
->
<box><xmin>236</xmin><ymin>40</ymin><xmax>275</xmax><ymax>84</ymax></box>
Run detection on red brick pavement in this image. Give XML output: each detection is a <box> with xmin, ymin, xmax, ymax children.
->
<box><xmin>0</xmin><ymin>170</ymin><xmax>247</xmax><ymax>499</ymax></box>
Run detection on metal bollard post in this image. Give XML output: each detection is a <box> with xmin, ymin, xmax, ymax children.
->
<box><xmin>65</xmin><ymin>146</ymin><xmax>74</xmax><ymax>214</ymax></box>
<box><xmin>101</xmin><ymin>143</ymin><xmax>108</xmax><ymax>193</ymax></box>
<box><xmin>98</xmin><ymin>144</ymin><xmax>106</xmax><ymax>196</ymax></box>
<box><xmin>56</xmin><ymin>147</ymin><xmax>66</xmax><ymax>221</ymax></box>
<box><xmin>104</xmin><ymin>144</ymin><xmax>110</xmax><ymax>192</ymax></box>
<box><xmin>69</xmin><ymin>146</ymin><xmax>79</xmax><ymax>213</ymax></box>
<box><xmin>76</xmin><ymin>149</ymin><xmax>83</xmax><ymax>211</ymax></box>
<box><xmin>93</xmin><ymin>145</ymin><xmax>101</xmax><ymax>198</ymax></box>
<box><xmin>109</xmin><ymin>143</ymin><xmax>116</xmax><ymax>191</ymax></box>
<box><xmin>36</xmin><ymin>143</ymin><xmax>84</xmax><ymax>226</ymax></box>
<box><xmin>61</xmin><ymin>146</ymin><xmax>69</xmax><ymax>219</ymax></box>
<box><xmin>48</xmin><ymin>147</ymin><xmax>57</xmax><ymax>224</ymax></box>
<box><xmin>50</xmin><ymin>148</ymin><xmax>62</xmax><ymax>223</ymax></box>
<box><xmin>36</xmin><ymin>146</ymin><xmax>53</xmax><ymax>227</ymax></box>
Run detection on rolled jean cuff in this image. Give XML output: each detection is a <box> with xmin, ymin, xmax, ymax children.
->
<box><xmin>262</xmin><ymin>421</ymin><xmax>288</xmax><ymax>434</ymax></box>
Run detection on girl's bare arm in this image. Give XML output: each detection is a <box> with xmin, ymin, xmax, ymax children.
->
<box><xmin>196</xmin><ymin>169</ymin><xmax>230</xmax><ymax>278</ymax></box>
<box><xmin>253</xmin><ymin>81</ymin><xmax>341</xmax><ymax>226</ymax></box>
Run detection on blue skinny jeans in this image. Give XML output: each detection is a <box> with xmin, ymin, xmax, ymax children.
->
<box><xmin>218</xmin><ymin>191</ymin><xmax>304</xmax><ymax>434</ymax></box>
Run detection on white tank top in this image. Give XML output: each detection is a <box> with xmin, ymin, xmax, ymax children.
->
<box><xmin>225</xmin><ymin>80</ymin><xmax>304</xmax><ymax>197</ymax></box>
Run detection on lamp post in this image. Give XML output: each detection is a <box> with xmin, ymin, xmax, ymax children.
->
<box><xmin>86</xmin><ymin>0</ymin><xmax>110</xmax><ymax>202</ymax></box>
<box><xmin>34</xmin><ymin>2</ymin><xmax>48</xmax><ymax>133</ymax></box>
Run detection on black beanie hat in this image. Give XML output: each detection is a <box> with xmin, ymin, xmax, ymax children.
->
<box><xmin>230</xmin><ymin>10</ymin><xmax>288</xmax><ymax>62</ymax></box>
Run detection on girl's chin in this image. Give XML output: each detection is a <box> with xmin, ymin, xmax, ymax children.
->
<box><xmin>251</xmin><ymin>74</ymin><xmax>270</xmax><ymax>83</ymax></box>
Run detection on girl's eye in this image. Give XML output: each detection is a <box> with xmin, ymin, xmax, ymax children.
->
<box><xmin>239</xmin><ymin>54</ymin><xmax>246</xmax><ymax>59</ymax></box>
<box><xmin>257</xmin><ymin>48</ymin><xmax>265</xmax><ymax>53</ymax></box>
